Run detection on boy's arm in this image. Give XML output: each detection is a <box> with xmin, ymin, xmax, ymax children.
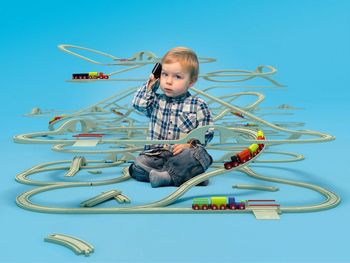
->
<box><xmin>132</xmin><ymin>75</ymin><xmax>160</xmax><ymax>118</ymax></box>
<box><xmin>192</xmin><ymin>101</ymin><xmax>214</xmax><ymax>146</ymax></box>
<box><xmin>173</xmin><ymin>101</ymin><xmax>213</xmax><ymax>155</ymax></box>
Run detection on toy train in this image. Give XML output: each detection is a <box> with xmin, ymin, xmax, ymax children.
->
<box><xmin>192</xmin><ymin>196</ymin><xmax>246</xmax><ymax>210</ymax></box>
<box><xmin>232</xmin><ymin>111</ymin><xmax>245</xmax><ymax>118</ymax></box>
<box><xmin>72</xmin><ymin>72</ymin><xmax>109</xmax><ymax>80</ymax></box>
<box><xmin>49</xmin><ymin>115</ymin><xmax>65</xmax><ymax>124</ymax></box>
<box><xmin>192</xmin><ymin>196</ymin><xmax>279</xmax><ymax>210</ymax></box>
<box><xmin>244</xmin><ymin>123</ymin><xmax>258</xmax><ymax>127</ymax></box>
<box><xmin>224</xmin><ymin>130</ymin><xmax>265</xmax><ymax>170</ymax></box>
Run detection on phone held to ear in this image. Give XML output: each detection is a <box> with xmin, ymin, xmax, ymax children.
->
<box><xmin>152</xmin><ymin>63</ymin><xmax>162</xmax><ymax>79</ymax></box>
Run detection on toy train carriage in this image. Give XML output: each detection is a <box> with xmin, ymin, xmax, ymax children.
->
<box><xmin>256</xmin><ymin>130</ymin><xmax>265</xmax><ymax>150</ymax></box>
<box><xmin>248</xmin><ymin>143</ymin><xmax>259</xmax><ymax>157</ymax></box>
<box><xmin>211</xmin><ymin>197</ymin><xmax>227</xmax><ymax>210</ymax></box>
<box><xmin>224</xmin><ymin>148</ymin><xmax>252</xmax><ymax>170</ymax></box>
<box><xmin>72</xmin><ymin>72</ymin><xmax>109</xmax><ymax>79</ymax></box>
<box><xmin>192</xmin><ymin>198</ymin><xmax>210</xmax><ymax>210</ymax></box>
<box><xmin>257</xmin><ymin>130</ymin><xmax>264</xmax><ymax>138</ymax></box>
<box><xmin>224</xmin><ymin>130</ymin><xmax>265</xmax><ymax>170</ymax></box>
<box><xmin>246</xmin><ymin>199</ymin><xmax>280</xmax><ymax>208</ymax></box>
<box><xmin>192</xmin><ymin>196</ymin><xmax>246</xmax><ymax>210</ymax></box>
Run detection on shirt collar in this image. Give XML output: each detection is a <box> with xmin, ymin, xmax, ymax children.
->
<box><xmin>164</xmin><ymin>91</ymin><xmax>191</xmax><ymax>103</ymax></box>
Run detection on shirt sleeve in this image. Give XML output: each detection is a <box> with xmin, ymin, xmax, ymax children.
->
<box><xmin>196</xmin><ymin>101</ymin><xmax>214</xmax><ymax>146</ymax></box>
<box><xmin>132</xmin><ymin>80</ymin><xmax>159</xmax><ymax>118</ymax></box>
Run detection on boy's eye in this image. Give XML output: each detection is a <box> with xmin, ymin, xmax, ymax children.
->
<box><xmin>175</xmin><ymin>75</ymin><xmax>182</xmax><ymax>79</ymax></box>
<box><xmin>161</xmin><ymin>72</ymin><xmax>167</xmax><ymax>77</ymax></box>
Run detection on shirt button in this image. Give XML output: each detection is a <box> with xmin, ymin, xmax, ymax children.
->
<box><xmin>168</xmin><ymin>132</ymin><xmax>171</xmax><ymax>134</ymax></box>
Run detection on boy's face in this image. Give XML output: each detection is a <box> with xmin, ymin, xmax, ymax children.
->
<box><xmin>159</xmin><ymin>61</ymin><xmax>195</xmax><ymax>98</ymax></box>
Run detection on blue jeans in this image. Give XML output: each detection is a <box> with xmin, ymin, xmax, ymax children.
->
<box><xmin>129</xmin><ymin>146</ymin><xmax>213</xmax><ymax>186</ymax></box>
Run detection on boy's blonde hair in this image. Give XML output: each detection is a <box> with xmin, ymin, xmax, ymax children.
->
<box><xmin>161</xmin><ymin>47</ymin><xmax>199</xmax><ymax>83</ymax></box>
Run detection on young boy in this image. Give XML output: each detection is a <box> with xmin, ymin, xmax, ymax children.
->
<box><xmin>129</xmin><ymin>47</ymin><xmax>214</xmax><ymax>187</ymax></box>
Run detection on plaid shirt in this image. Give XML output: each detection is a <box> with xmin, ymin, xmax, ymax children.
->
<box><xmin>132</xmin><ymin>81</ymin><xmax>214</xmax><ymax>150</ymax></box>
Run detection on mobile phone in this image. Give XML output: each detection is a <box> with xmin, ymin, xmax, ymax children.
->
<box><xmin>152</xmin><ymin>62</ymin><xmax>162</xmax><ymax>79</ymax></box>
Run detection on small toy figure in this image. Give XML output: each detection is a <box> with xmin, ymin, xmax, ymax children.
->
<box><xmin>128</xmin><ymin>47</ymin><xmax>214</xmax><ymax>187</ymax></box>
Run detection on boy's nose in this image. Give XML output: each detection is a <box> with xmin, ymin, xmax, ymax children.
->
<box><xmin>166</xmin><ymin>76</ymin><xmax>173</xmax><ymax>85</ymax></box>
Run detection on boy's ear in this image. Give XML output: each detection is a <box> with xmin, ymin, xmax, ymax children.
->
<box><xmin>188</xmin><ymin>80</ymin><xmax>196</xmax><ymax>88</ymax></box>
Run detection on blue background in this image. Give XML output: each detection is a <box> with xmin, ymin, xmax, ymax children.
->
<box><xmin>1</xmin><ymin>0</ymin><xmax>349</xmax><ymax>262</ymax></box>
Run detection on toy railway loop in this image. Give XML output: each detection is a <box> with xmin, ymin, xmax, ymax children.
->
<box><xmin>15</xmin><ymin>156</ymin><xmax>340</xmax><ymax>215</ymax></box>
<box><xmin>14</xmin><ymin>124</ymin><xmax>340</xmax><ymax>215</ymax></box>
<box><xmin>240</xmin><ymin>166</ymin><xmax>340</xmax><ymax>213</ymax></box>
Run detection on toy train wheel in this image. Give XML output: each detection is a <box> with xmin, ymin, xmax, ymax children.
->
<box><xmin>212</xmin><ymin>205</ymin><xmax>218</xmax><ymax>210</ymax></box>
<box><xmin>229</xmin><ymin>204</ymin><xmax>236</xmax><ymax>210</ymax></box>
<box><xmin>202</xmin><ymin>205</ymin><xmax>208</xmax><ymax>210</ymax></box>
<box><xmin>220</xmin><ymin>205</ymin><xmax>226</xmax><ymax>210</ymax></box>
<box><xmin>224</xmin><ymin>162</ymin><xmax>232</xmax><ymax>170</ymax></box>
<box><xmin>193</xmin><ymin>205</ymin><xmax>200</xmax><ymax>210</ymax></box>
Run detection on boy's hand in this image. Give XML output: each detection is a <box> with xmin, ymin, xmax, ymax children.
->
<box><xmin>172</xmin><ymin>143</ymin><xmax>191</xmax><ymax>156</ymax></box>
<box><xmin>147</xmin><ymin>74</ymin><xmax>158</xmax><ymax>90</ymax></box>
